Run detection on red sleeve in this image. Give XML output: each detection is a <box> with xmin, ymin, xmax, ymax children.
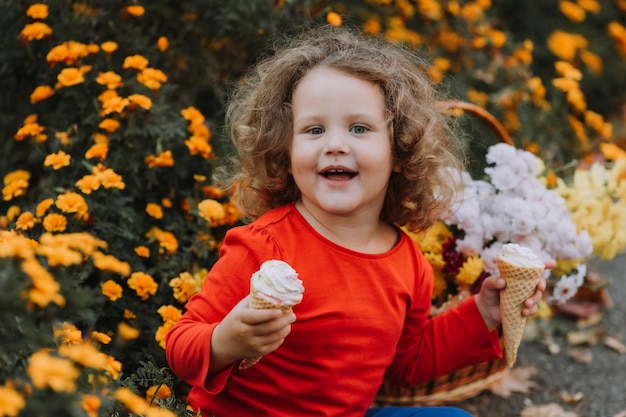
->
<box><xmin>385</xmin><ymin>252</ymin><xmax>502</xmax><ymax>386</ymax></box>
<box><xmin>165</xmin><ymin>225</ymin><xmax>283</xmax><ymax>393</ymax></box>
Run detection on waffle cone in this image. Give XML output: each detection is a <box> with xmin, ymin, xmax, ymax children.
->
<box><xmin>496</xmin><ymin>257</ymin><xmax>544</xmax><ymax>367</ymax></box>
<box><xmin>238</xmin><ymin>288</ymin><xmax>294</xmax><ymax>370</ymax></box>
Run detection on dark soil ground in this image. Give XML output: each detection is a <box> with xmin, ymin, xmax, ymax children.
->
<box><xmin>453</xmin><ymin>252</ymin><xmax>626</xmax><ymax>417</ymax></box>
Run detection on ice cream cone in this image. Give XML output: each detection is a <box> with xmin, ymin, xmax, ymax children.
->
<box><xmin>497</xmin><ymin>257</ymin><xmax>544</xmax><ymax>367</ymax></box>
<box><xmin>238</xmin><ymin>260</ymin><xmax>303</xmax><ymax>370</ymax></box>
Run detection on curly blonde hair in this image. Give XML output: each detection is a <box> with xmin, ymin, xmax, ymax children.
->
<box><xmin>221</xmin><ymin>25</ymin><xmax>464</xmax><ymax>232</ymax></box>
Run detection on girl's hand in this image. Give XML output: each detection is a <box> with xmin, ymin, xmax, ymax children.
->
<box><xmin>209</xmin><ymin>295</ymin><xmax>296</xmax><ymax>374</ymax></box>
<box><xmin>475</xmin><ymin>260</ymin><xmax>554</xmax><ymax>331</ymax></box>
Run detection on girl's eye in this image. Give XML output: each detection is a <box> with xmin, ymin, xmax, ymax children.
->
<box><xmin>350</xmin><ymin>125</ymin><xmax>368</xmax><ymax>134</ymax></box>
<box><xmin>307</xmin><ymin>127</ymin><xmax>324</xmax><ymax>135</ymax></box>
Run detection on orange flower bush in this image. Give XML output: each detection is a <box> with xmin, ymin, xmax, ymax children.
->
<box><xmin>0</xmin><ymin>1</ymin><xmax>624</xmax><ymax>415</ymax></box>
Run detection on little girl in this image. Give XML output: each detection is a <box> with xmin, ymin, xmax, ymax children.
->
<box><xmin>166</xmin><ymin>25</ymin><xmax>547</xmax><ymax>417</ymax></box>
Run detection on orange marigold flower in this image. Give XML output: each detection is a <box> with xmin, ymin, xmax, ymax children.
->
<box><xmin>124</xmin><ymin>309</ymin><xmax>136</xmax><ymax>319</ymax></box>
<box><xmin>44</xmin><ymin>150</ymin><xmax>71</xmax><ymax>170</ymax></box>
<box><xmin>26</xmin><ymin>350</ymin><xmax>80</xmax><ymax>392</ymax></box>
<box><xmin>2</xmin><ymin>180</ymin><xmax>28</xmax><ymax>201</ymax></box>
<box><xmin>100</xmin><ymin>41</ymin><xmax>118</xmax><ymax>53</ymax></box>
<box><xmin>99</xmin><ymin>118</ymin><xmax>120</xmax><ymax>133</ymax></box>
<box><xmin>327</xmin><ymin>11</ymin><xmax>342</xmax><ymax>27</ymax></box>
<box><xmin>146</xmin><ymin>384</ymin><xmax>172</xmax><ymax>402</ymax></box>
<box><xmin>580</xmin><ymin>50</ymin><xmax>603</xmax><ymax>75</ymax></box>
<box><xmin>198</xmin><ymin>199</ymin><xmax>225</xmax><ymax>226</ymax></box>
<box><xmin>123</xmin><ymin>54</ymin><xmax>149</xmax><ymax>70</ymax></box>
<box><xmin>100</xmin><ymin>96</ymin><xmax>129</xmax><ymax>116</ymax></box>
<box><xmin>137</xmin><ymin>68</ymin><xmax>167</xmax><ymax>90</ymax></box>
<box><xmin>42</xmin><ymin>213</ymin><xmax>67</xmax><ymax>232</ymax></box>
<box><xmin>0</xmin><ymin>384</ymin><xmax>26</xmax><ymax>417</ymax></box>
<box><xmin>118</xmin><ymin>323</ymin><xmax>140</xmax><ymax>341</ymax></box>
<box><xmin>46</xmin><ymin>41</ymin><xmax>90</xmax><ymax>65</ymax></box>
<box><xmin>158</xmin><ymin>304</ymin><xmax>183</xmax><ymax>323</ymax></box>
<box><xmin>155</xmin><ymin>321</ymin><xmax>174</xmax><ymax>349</ymax></box>
<box><xmin>161</xmin><ymin>198</ymin><xmax>173</xmax><ymax>208</ymax></box>
<box><xmin>201</xmin><ymin>185</ymin><xmax>226</xmax><ymax>198</ymax></box>
<box><xmin>14</xmin><ymin>122</ymin><xmax>45</xmax><ymax>141</ymax></box>
<box><xmin>81</xmin><ymin>394</ymin><xmax>101</xmax><ymax>417</ymax></box>
<box><xmin>127</xmin><ymin>272</ymin><xmax>158</xmax><ymax>300</ymax></box>
<box><xmin>20</xmin><ymin>22</ymin><xmax>53</xmax><ymax>42</ymax></box>
<box><xmin>101</xmin><ymin>280</ymin><xmax>123</xmax><ymax>301</ymax></box>
<box><xmin>135</xmin><ymin>246</ymin><xmax>150</xmax><ymax>257</ymax></box>
<box><xmin>548</xmin><ymin>30</ymin><xmax>578</xmax><ymax>61</ymax></box>
<box><xmin>98</xmin><ymin>89</ymin><xmax>119</xmax><ymax>104</ymax></box>
<box><xmin>4</xmin><ymin>169</ymin><xmax>30</xmax><ymax>185</ymax></box>
<box><xmin>169</xmin><ymin>272</ymin><xmax>201</xmax><ymax>303</ymax></box>
<box><xmin>16</xmin><ymin>211</ymin><xmax>36</xmax><ymax>231</ymax></box>
<box><xmin>157</xmin><ymin>36</ymin><xmax>169</xmax><ymax>52</ymax></box>
<box><xmin>95</xmin><ymin>71</ymin><xmax>123</xmax><ymax>89</ymax></box>
<box><xmin>146</xmin><ymin>203</ymin><xmax>163</xmax><ymax>219</ymax></box>
<box><xmin>87</xmin><ymin>43</ymin><xmax>100</xmax><ymax>54</ymax></box>
<box><xmin>90</xmin><ymin>331</ymin><xmax>112</xmax><ymax>344</ymax></box>
<box><xmin>76</xmin><ymin>174</ymin><xmax>101</xmax><ymax>194</ymax></box>
<box><xmin>145</xmin><ymin>150</ymin><xmax>174</xmax><ymax>168</ymax></box>
<box><xmin>22</xmin><ymin>258</ymin><xmax>66</xmax><ymax>307</ymax></box>
<box><xmin>57</xmin><ymin>68</ymin><xmax>85</xmax><ymax>87</ymax></box>
<box><xmin>30</xmin><ymin>85</ymin><xmax>55</xmax><ymax>104</ymax></box>
<box><xmin>126</xmin><ymin>5</ymin><xmax>145</xmax><ymax>17</ymax></box>
<box><xmin>36</xmin><ymin>198</ymin><xmax>54</xmax><ymax>217</ymax></box>
<box><xmin>146</xmin><ymin>227</ymin><xmax>178</xmax><ymax>254</ymax></box>
<box><xmin>85</xmin><ymin>142</ymin><xmax>109</xmax><ymax>161</ymax></box>
<box><xmin>185</xmin><ymin>136</ymin><xmax>213</xmax><ymax>158</ymax></box>
<box><xmin>54</xmin><ymin>322</ymin><xmax>83</xmax><ymax>345</ymax></box>
<box><xmin>56</xmin><ymin>191</ymin><xmax>88</xmax><ymax>219</ymax></box>
<box><xmin>26</xmin><ymin>3</ymin><xmax>49</xmax><ymax>19</ymax></box>
<box><xmin>55</xmin><ymin>131</ymin><xmax>71</xmax><ymax>145</ymax></box>
<box><xmin>92</xmin><ymin>251</ymin><xmax>131</xmax><ymax>276</ymax></box>
<box><xmin>59</xmin><ymin>342</ymin><xmax>109</xmax><ymax>370</ymax></box>
<box><xmin>93</xmin><ymin>165</ymin><xmax>125</xmax><ymax>190</ymax></box>
<box><xmin>127</xmin><ymin>94</ymin><xmax>152</xmax><ymax>111</ymax></box>
<box><xmin>180</xmin><ymin>106</ymin><xmax>205</xmax><ymax>124</ymax></box>
<box><xmin>559</xmin><ymin>1</ymin><xmax>586</xmax><ymax>22</ymax></box>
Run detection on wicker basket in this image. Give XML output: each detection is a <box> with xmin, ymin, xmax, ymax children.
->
<box><xmin>374</xmin><ymin>101</ymin><xmax>513</xmax><ymax>406</ymax></box>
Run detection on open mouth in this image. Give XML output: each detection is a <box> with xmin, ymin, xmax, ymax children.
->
<box><xmin>320</xmin><ymin>169</ymin><xmax>357</xmax><ymax>180</ymax></box>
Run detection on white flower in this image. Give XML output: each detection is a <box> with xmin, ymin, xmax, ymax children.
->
<box><xmin>548</xmin><ymin>265</ymin><xmax>587</xmax><ymax>304</ymax></box>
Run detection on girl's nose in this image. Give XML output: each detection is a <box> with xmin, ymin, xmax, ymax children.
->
<box><xmin>323</xmin><ymin>130</ymin><xmax>349</xmax><ymax>155</ymax></box>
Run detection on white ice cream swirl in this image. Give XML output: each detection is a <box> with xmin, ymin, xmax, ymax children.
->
<box><xmin>251</xmin><ymin>260</ymin><xmax>304</xmax><ymax>305</ymax></box>
<box><xmin>498</xmin><ymin>243</ymin><xmax>544</xmax><ymax>268</ymax></box>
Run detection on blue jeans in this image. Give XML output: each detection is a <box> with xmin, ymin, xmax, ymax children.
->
<box><xmin>365</xmin><ymin>406</ymin><xmax>473</xmax><ymax>417</ymax></box>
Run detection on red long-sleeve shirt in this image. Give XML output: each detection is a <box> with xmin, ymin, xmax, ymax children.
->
<box><xmin>166</xmin><ymin>203</ymin><xmax>501</xmax><ymax>416</ymax></box>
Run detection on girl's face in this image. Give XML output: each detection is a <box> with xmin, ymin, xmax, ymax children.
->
<box><xmin>289</xmin><ymin>66</ymin><xmax>399</xmax><ymax>221</ymax></box>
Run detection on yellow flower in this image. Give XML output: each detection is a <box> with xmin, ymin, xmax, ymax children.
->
<box><xmin>118</xmin><ymin>323</ymin><xmax>141</xmax><ymax>341</ymax></box>
<box><xmin>146</xmin><ymin>203</ymin><xmax>163</xmax><ymax>219</ymax></box>
<box><xmin>100</xmin><ymin>95</ymin><xmax>129</xmax><ymax>116</ymax></box>
<box><xmin>155</xmin><ymin>321</ymin><xmax>174</xmax><ymax>349</ymax></box>
<box><xmin>169</xmin><ymin>272</ymin><xmax>201</xmax><ymax>303</ymax></box>
<box><xmin>146</xmin><ymin>384</ymin><xmax>172</xmax><ymax>402</ymax></box>
<box><xmin>547</xmin><ymin>30</ymin><xmax>579</xmax><ymax>61</ymax></box>
<box><xmin>36</xmin><ymin>198</ymin><xmax>54</xmax><ymax>217</ymax></box>
<box><xmin>137</xmin><ymin>68</ymin><xmax>168</xmax><ymax>90</ymax></box>
<box><xmin>54</xmin><ymin>322</ymin><xmax>83</xmax><ymax>345</ymax></box>
<box><xmin>93</xmin><ymin>164</ymin><xmax>125</xmax><ymax>189</ymax></box>
<box><xmin>95</xmin><ymin>71</ymin><xmax>123</xmax><ymax>89</ymax></box>
<box><xmin>559</xmin><ymin>1</ymin><xmax>586</xmax><ymax>22</ymax></box>
<box><xmin>146</xmin><ymin>227</ymin><xmax>178</xmax><ymax>254</ymax></box>
<box><xmin>14</xmin><ymin>121</ymin><xmax>45</xmax><ymax>141</ymax></box>
<box><xmin>16</xmin><ymin>211</ymin><xmax>36</xmax><ymax>230</ymax></box>
<box><xmin>42</xmin><ymin>213</ymin><xmax>67</xmax><ymax>232</ymax></box>
<box><xmin>0</xmin><ymin>383</ymin><xmax>26</xmax><ymax>417</ymax></box>
<box><xmin>59</xmin><ymin>342</ymin><xmax>109</xmax><ymax>369</ymax></box>
<box><xmin>57</xmin><ymin>67</ymin><xmax>85</xmax><ymax>87</ymax></box>
<box><xmin>185</xmin><ymin>136</ymin><xmax>213</xmax><ymax>158</ymax></box>
<box><xmin>123</xmin><ymin>54</ymin><xmax>149</xmax><ymax>70</ymax></box>
<box><xmin>431</xmin><ymin>270</ymin><xmax>447</xmax><ymax>300</ymax></box>
<box><xmin>128</xmin><ymin>94</ymin><xmax>153</xmax><ymax>111</ymax></box>
<box><xmin>102</xmin><ymin>280</ymin><xmax>123</xmax><ymax>301</ymax></box>
<box><xmin>126</xmin><ymin>5</ymin><xmax>145</xmax><ymax>17</ymax></box>
<box><xmin>19</xmin><ymin>22</ymin><xmax>53</xmax><ymax>42</ymax></box>
<box><xmin>158</xmin><ymin>304</ymin><xmax>183</xmax><ymax>324</ymax></box>
<box><xmin>127</xmin><ymin>272</ymin><xmax>158</xmax><ymax>300</ymax></box>
<box><xmin>56</xmin><ymin>191</ymin><xmax>89</xmax><ymax>219</ymax></box>
<box><xmin>135</xmin><ymin>246</ymin><xmax>150</xmax><ymax>257</ymax></box>
<box><xmin>100</xmin><ymin>41</ymin><xmax>118</xmax><ymax>53</ymax></box>
<box><xmin>76</xmin><ymin>174</ymin><xmax>101</xmax><ymax>194</ymax></box>
<box><xmin>27</xmin><ymin>350</ymin><xmax>79</xmax><ymax>392</ymax></box>
<box><xmin>99</xmin><ymin>118</ymin><xmax>120</xmax><ymax>132</ymax></box>
<box><xmin>30</xmin><ymin>85</ymin><xmax>55</xmax><ymax>104</ymax></box>
<box><xmin>145</xmin><ymin>150</ymin><xmax>174</xmax><ymax>167</ymax></box>
<box><xmin>85</xmin><ymin>142</ymin><xmax>109</xmax><ymax>161</ymax></box>
<box><xmin>456</xmin><ymin>256</ymin><xmax>484</xmax><ymax>285</ymax></box>
<box><xmin>55</xmin><ymin>131</ymin><xmax>71</xmax><ymax>145</ymax></box>
<box><xmin>157</xmin><ymin>36</ymin><xmax>169</xmax><ymax>52</ymax></box>
<box><xmin>90</xmin><ymin>331</ymin><xmax>112</xmax><ymax>344</ymax></box>
<box><xmin>181</xmin><ymin>106</ymin><xmax>205</xmax><ymax>124</ymax></box>
<box><xmin>26</xmin><ymin>3</ymin><xmax>49</xmax><ymax>19</ymax></box>
<box><xmin>327</xmin><ymin>11</ymin><xmax>342</xmax><ymax>27</ymax></box>
<box><xmin>44</xmin><ymin>150</ymin><xmax>71</xmax><ymax>170</ymax></box>
<box><xmin>93</xmin><ymin>251</ymin><xmax>131</xmax><ymax>276</ymax></box>
<box><xmin>98</xmin><ymin>89</ymin><xmax>119</xmax><ymax>104</ymax></box>
<box><xmin>81</xmin><ymin>394</ymin><xmax>101</xmax><ymax>417</ymax></box>
<box><xmin>198</xmin><ymin>199</ymin><xmax>225</xmax><ymax>226</ymax></box>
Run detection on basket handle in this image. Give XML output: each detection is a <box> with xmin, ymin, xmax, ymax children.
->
<box><xmin>435</xmin><ymin>100</ymin><xmax>514</xmax><ymax>146</ymax></box>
